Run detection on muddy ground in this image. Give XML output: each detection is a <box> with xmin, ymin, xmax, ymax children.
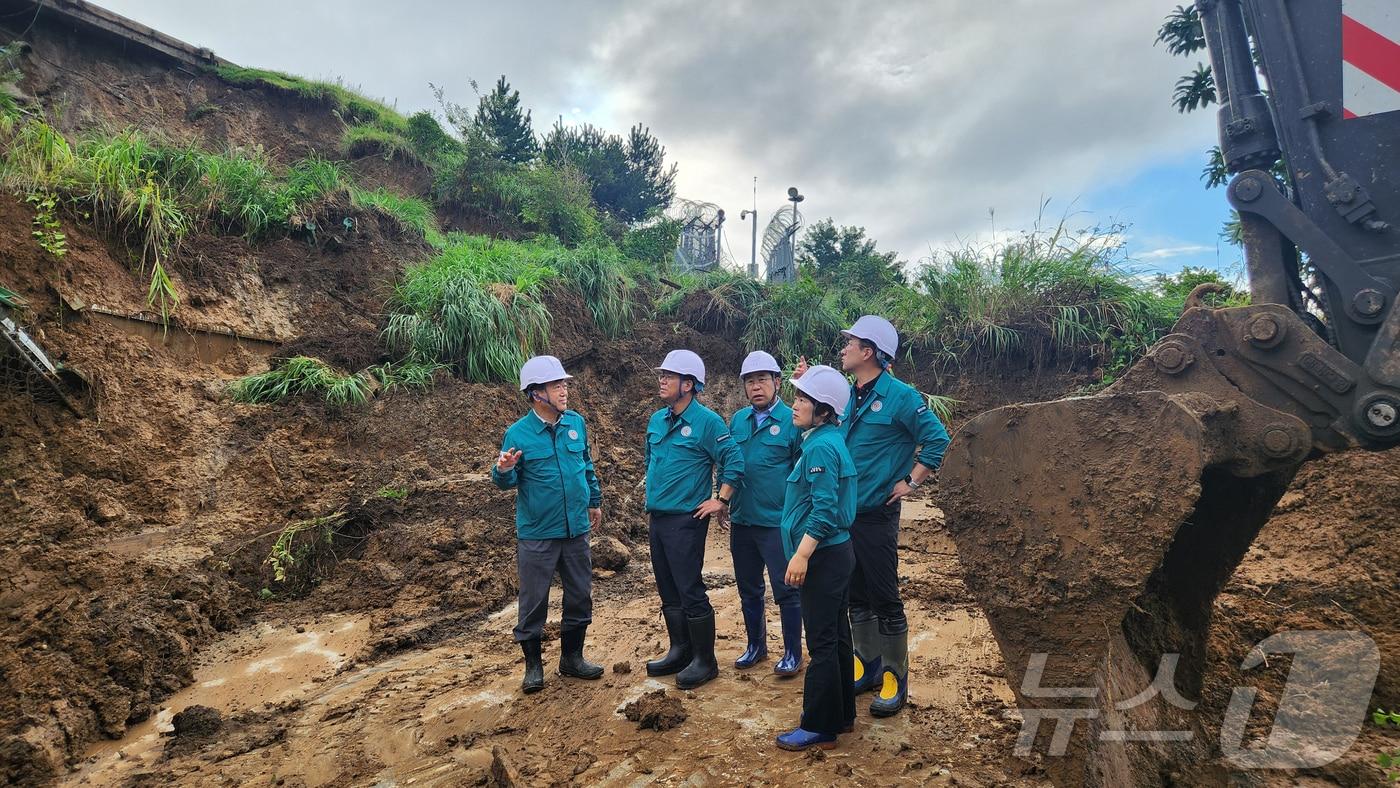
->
<box><xmin>0</xmin><ymin>10</ymin><xmax>1396</xmax><ymax>787</ymax></box>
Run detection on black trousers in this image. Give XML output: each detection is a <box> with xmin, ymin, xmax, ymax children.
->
<box><xmin>648</xmin><ymin>512</ymin><xmax>713</xmax><ymax>618</ymax></box>
<box><xmin>730</xmin><ymin>523</ymin><xmax>799</xmax><ymax>611</ymax></box>
<box><xmin>800</xmin><ymin>540</ymin><xmax>856</xmax><ymax>735</ymax></box>
<box><xmin>514</xmin><ymin>533</ymin><xmax>593</xmax><ymax>642</ymax></box>
<box><xmin>849</xmin><ymin>501</ymin><xmax>906</xmax><ymax>634</ymax></box>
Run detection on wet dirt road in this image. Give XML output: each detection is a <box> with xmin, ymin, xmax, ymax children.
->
<box><xmin>63</xmin><ymin>500</ymin><xmax>1039</xmax><ymax>787</ymax></box>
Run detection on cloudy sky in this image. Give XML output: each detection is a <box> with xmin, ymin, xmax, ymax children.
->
<box><xmin>98</xmin><ymin>0</ymin><xmax>1240</xmax><ymax>277</ymax></box>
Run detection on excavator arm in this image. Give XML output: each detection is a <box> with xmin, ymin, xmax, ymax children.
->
<box><xmin>941</xmin><ymin>2</ymin><xmax>1400</xmax><ymax>783</ymax></box>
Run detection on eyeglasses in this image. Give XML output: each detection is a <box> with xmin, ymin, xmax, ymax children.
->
<box><xmin>657</xmin><ymin>373</ymin><xmax>680</xmax><ymax>383</ymax></box>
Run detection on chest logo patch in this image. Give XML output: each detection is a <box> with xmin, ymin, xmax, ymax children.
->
<box><xmin>871</xmin><ymin>400</ymin><xmax>883</xmax><ymax>412</ymax></box>
<box><xmin>769</xmin><ymin>424</ymin><xmax>781</xmax><ymax>435</ymax></box>
<box><xmin>568</xmin><ymin>429</ymin><xmax>579</xmax><ymax>440</ymax></box>
<box><xmin>681</xmin><ymin>425</ymin><xmax>693</xmax><ymax>437</ymax></box>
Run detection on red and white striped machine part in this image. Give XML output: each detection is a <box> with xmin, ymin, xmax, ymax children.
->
<box><xmin>1342</xmin><ymin>0</ymin><xmax>1400</xmax><ymax>118</ymax></box>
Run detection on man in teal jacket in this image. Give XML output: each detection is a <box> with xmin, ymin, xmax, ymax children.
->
<box><xmin>491</xmin><ymin>355</ymin><xmax>605</xmax><ymax>693</ymax></box>
<box><xmin>727</xmin><ymin>351</ymin><xmax>804</xmax><ymax>676</ymax></box>
<box><xmin>837</xmin><ymin>315</ymin><xmax>949</xmax><ymax>717</ymax></box>
<box><xmin>644</xmin><ymin>349</ymin><xmax>745</xmax><ymax>690</ymax></box>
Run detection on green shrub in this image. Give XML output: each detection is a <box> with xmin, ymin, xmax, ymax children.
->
<box><xmin>500</xmin><ymin>164</ymin><xmax>600</xmax><ymax>246</ymax></box>
<box><xmin>622</xmin><ymin>217</ymin><xmax>681</xmax><ymax>270</ymax></box>
<box><xmin>405</xmin><ymin>111</ymin><xmax>462</xmax><ymax>164</ymax></box>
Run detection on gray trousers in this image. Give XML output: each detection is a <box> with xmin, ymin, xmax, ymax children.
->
<box><xmin>514</xmin><ymin>533</ymin><xmax>594</xmax><ymax>642</ymax></box>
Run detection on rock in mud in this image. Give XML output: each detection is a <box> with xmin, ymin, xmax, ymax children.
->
<box><xmin>621</xmin><ymin>689</ymin><xmax>686</xmax><ymax>731</ymax></box>
<box><xmin>171</xmin><ymin>705</ymin><xmax>223</xmax><ymax>738</ymax></box>
<box><xmin>88</xmin><ymin>494</ymin><xmax>125</xmax><ymax>523</ymax></box>
<box><xmin>611</xmin><ymin>661</ymin><xmax>631</xmax><ymax>674</ymax></box>
<box><xmin>592</xmin><ymin>536</ymin><xmax>631</xmax><ymax>571</ymax></box>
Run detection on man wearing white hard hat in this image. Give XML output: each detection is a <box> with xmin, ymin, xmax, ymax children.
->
<box><xmin>839</xmin><ymin>315</ymin><xmax>949</xmax><ymax>717</ymax></box>
<box><xmin>491</xmin><ymin>355</ymin><xmax>605</xmax><ymax>694</ymax></box>
<box><xmin>797</xmin><ymin>315</ymin><xmax>950</xmax><ymax>717</ymax></box>
<box><xmin>643</xmin><ymin>349</ymin><xmax>745</xmax><ymax>690</ymax></box>
<box><xmin>726</xmin><ymin>351</ymin><xmax>805</xmax><ymax>676</ymax></box>
<box><xmin>775</xmin><ymin>364</ymin><xmax>858</xmax><ymax>751</ymax></box>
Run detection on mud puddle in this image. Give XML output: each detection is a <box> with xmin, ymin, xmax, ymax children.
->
<box><xmin>63</xmin><ymin>501</ymin><xmax>1035</xmax><ymax>786</ymax></box>
<box><xmin>63</xmin><ymin>614</ymin><xmax>371</xmax><ymax>786</ymax></box>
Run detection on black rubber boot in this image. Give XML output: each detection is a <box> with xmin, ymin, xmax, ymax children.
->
<box><xmin>559</xmin><ymin>626</ymin><xmax>604</xmax><ymax>680</ymax></box>
<box><xmin>520</xmin><ymin>638</ymin><xmax>545</xmax><ymax>694</ymax></box>
<box><xmin>646</xmin><ymin>606</ymin><xmax>692</xmax><ymax>676</ymax></box>
<box><xmin>676</xmin><ymin>612</ymin><xmax>720</xmax><ymax>689</ymax></box>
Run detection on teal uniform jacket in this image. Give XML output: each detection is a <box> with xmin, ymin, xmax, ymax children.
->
<box><xmin>780</xmin><ymin>422</ymin><xmax>856</xmax><ymax>560</ymax></box>
<box><xmin>645</xmin><ymin>398</ymin><xmax>745</xmax><ymax>514</ymax></box>
<box><xmin>728</xmin><ymin>399</ymin><xmax>803</xmax><ymax>528</ymax></box>
<box><xmin>841</xmin><ymin>371</ymin><xmax>951</xmax><ymax>513</ymax></box>
<box><xmin>490</xmin><ymin>409</ymin><xmax>601</xmax><ymax>540</ymax></box>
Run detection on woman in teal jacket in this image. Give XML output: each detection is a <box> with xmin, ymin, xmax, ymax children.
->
<box><xmin>775</xmin><ymin>365</ymin><xmax>858</xmax><ymax>751</ymax></box>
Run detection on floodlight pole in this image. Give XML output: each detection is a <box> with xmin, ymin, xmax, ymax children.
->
<box><xmin>787</xmin><ymin>186</ymin><xmax>805</xmax><ymax>275</ymax></box>
<box><xmin>740</xmin><ymin>177</ymin><xmax>758</xmax><ymax>279</ymax></box>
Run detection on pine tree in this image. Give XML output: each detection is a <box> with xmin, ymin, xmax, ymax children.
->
<box><xmin>542</xmin><ymin>120</ymin><xmax>676</xmax><ymax>222</ymax></box>
<box><xmin>472</xmin><ymin>75</ymin><xmax>538</xmax><ymax>165</ymax></box>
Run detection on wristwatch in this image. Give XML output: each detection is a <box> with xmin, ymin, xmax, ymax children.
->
<box><xmin>717</xmin><ymin>496</ymin><xmax>731</xmax><ymax>506</ymax></box>
<box><xmin>904</xmin><ymin>474</ymin><xmax>920</xmax><ymax>489</ymax></box>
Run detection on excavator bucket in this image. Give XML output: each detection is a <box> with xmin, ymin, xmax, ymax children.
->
<box><xmin>942</xmin><ymin>388</ymin><xmax>1297</xmax><ymax>785</ymax></box>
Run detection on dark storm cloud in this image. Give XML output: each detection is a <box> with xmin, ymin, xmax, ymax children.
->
<box><xmin>97</xmin><ymin>0</ymin><xmax>1215</xmax><ymax>262</ymax></box>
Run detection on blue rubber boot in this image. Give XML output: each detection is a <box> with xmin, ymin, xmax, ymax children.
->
<box><xmin>734</xmin><ymin>598</ymin><xmax>767</xmax><ymax>669</ymax></box>
<box><xmin>869</xmin><ymin>628</ymin><xmax>909</xmax><ymax>717</ymax></box>
<box><xmin>775</xmin><ymin>727</ymin><xmax>838</xmax><ymax>751</ymax></box>
<box><xmin>850</xmin><ymin>609</ymin><xmax>882</xmax><ymax>694</ymax></box>
<box><xmin>774</xmin><ymin>603</ymin><xmax>803</xmax><ymax>676</ymax></box>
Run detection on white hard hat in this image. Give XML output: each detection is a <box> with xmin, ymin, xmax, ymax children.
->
<box><xmin>656</xmin><ymin>349</ymin><xmax>706</xmax><ymax>390</ymax></box>
<box><xmin>740</xmin><ymin>350</ymin><xmax>781</xmax><ymax>377</ymax></box>
<box><xmin>792</xmin><ymin>365</ymin><xmax>850</xmax><ymax>417</ymax></box>
<box><xmin>842</xmin><ymin>315</ymin><xmax>898</xmax><ymax>359</ymax></box>
<box><xmin>519</xmin><ymin>355</ymin><xmax>573</xmax><ymax>391</ymax></box>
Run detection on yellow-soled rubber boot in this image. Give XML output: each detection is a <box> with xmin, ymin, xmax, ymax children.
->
<box><xmin>850</xmin><ymin>609</ymin><xmax>882</xmax><ymax>694</ymax></box>
<box><xmin>868</xmin><ymin>629</ymin><xmax>908</xmax><ymax>717</ymax></box>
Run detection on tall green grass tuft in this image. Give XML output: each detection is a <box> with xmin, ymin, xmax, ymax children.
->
<box><xmin>542</xmin><ymin>241</ymin><xmax>634</xmax><ymax>338</ymax></box>
<box><xmin>743</xmin><ymin>277</ymin><xmax>845</xmax><ymax>362</ymax></box>
<box><xmin>214</xmin><ymin>65</ymin><xmax>406</xmax><ymax>133</ymax></box>
<box><xmin>383</xmin><ymin>234</ymin><xmax>639</xmax><ymax>379</ymax></box>
<box><xmin>890</xmin><ymin>223</ymin><xmax>1179</xmax><ymax>382</ymax></box>
<box><xmin>659</xmin><ymin>270</ymin><xmax>766</xmax><ymax>335</ymax></box>
<box><xmin>0</xmin><ymin>120</ymin><xmax>347</xmax><ymax>317</ymax></box>
<box><xmin>228</xmin><ymin>356</ymin><xmax>444</xmax><ymax>406</ymax></box>
<box><xmin>343</xmin><ymin>124</ymin><xmax>417</xmax><ymax>162</ymax></box>
<box><xmin>350</xmin><ymin>186</ymin><xmax>445</xmax><ymax>247</ymax></box>
<box><xmin>383</xmin><ymin>235</ymin><xmax>557</xmax><ymax>381</ymax></box>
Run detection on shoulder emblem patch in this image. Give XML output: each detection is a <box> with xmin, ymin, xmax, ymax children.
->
<box><xmin>916</xmin><ymin>406</ymin><xmax>928</xmax><ymax>415</ymax></box>
<box><xmin>769</xmin><ymin>424</ymin><xmax>781</xmax><ymax>436</ymax></box>
<box><xmin>680</xmin><ymin>425</ymin><xmax>693</xmax><ymax>437</ymax></box>
<box><xmin>871</xmin><ymin>400</ymin><xmax>883</xmax><ymax>412</ymax></box>
<box><xmin>568</xmin><ymin>429</ymin><xmax>579</xmax><ymax>440</ymax></box>
<box><xmin>809</xmin><ymin>466</ymin><xmax>825</xmax><ymax>474</ymax></box>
